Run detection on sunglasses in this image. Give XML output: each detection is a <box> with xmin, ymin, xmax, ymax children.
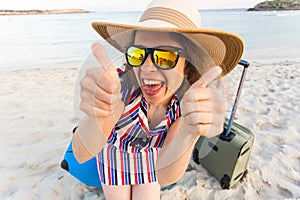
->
<box><xmin>125</xmin><ymin>45</ymin><xmax>184</xmax><ymax>70</ymax></box>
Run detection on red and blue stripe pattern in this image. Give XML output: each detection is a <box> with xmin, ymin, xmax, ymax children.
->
<box><xmin>96</xmin><ymin>94</ymin><xmax>181</xmax><ymax>185</ymax></box>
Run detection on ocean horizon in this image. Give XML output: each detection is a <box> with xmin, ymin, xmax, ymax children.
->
<box><xmin>0</xmin><ymin>8</ymin><xmax>300</xmax><ymax>69</ymax></box>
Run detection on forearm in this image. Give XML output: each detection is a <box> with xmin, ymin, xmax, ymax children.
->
<box><xmin>156</xmin><ymin>118</ymin><xmax>199</xmax><ymax>186</ymax></box>
<box><xmin>73</xmin><ymin>103</ymin><xmax>125</xmax><ymax>163</ymax></box>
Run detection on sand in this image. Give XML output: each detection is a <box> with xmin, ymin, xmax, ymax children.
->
<box><xmin>0</xmin><ymin>60</ymin><xmax>299</xmax><ymax>199</ymax></box>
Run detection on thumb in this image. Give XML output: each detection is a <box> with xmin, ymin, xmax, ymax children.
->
<box><xmin>193</xmin><ymin>66</ymin><xmax>222</xmax><ymax>88</ymax></box>
<box><xmin>91</xmin><ymin>42</ymin><xmax>115</xmax><ymax>71</ymax></box>
<box><xmin>91</xmin><ymin>42</ymin><xmax>121</xmax><ymax>92</ymax></box>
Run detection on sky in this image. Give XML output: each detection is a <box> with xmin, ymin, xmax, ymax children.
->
<box><xmin>1</xmin><ymin>0</ymin><xmax>263</xmax><ymax>11</ymax></box>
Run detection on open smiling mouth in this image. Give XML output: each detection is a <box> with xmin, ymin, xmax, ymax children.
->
<box><xmin>142</xmin><ymin>78</ymin><xmax>165</xmax><ymax>96</ymax></box>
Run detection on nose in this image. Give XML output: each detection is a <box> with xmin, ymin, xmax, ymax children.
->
<box><xmin>141</xmin><ymin>54</ymin><xmax>157</xmax><ymax>72</ymax></box>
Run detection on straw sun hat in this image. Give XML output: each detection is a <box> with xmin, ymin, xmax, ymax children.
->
<box><xmin>92</xmin><ymin>0</ymin><xmax>244</xmax><ymax>76</ymax></box>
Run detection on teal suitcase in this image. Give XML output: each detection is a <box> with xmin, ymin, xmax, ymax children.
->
<box><xmin>192</xmin><ymin>60</ymin><xmax>254</xmax><ymax>189</ymax></box>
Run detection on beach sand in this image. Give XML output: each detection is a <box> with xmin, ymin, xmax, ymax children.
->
<box><xmin>1</xmin><ymin>60</ymin><xmax>299</xmax><ymax>199</ymax></box>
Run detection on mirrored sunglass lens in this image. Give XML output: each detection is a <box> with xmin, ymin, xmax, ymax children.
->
<box><xmin>127</xmin><ymin>46</ymin><xmax>145</xmax><ymax>66</ymax></box>
<box><xmin>154</xmin><ymin>50</ymin><xmax>178</xmax><ymax>69</ymax></box>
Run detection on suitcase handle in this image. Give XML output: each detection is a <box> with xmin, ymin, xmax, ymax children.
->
<box><xmin>238</xmin><ymin>59</ymin><xmax>250</xmax><ymax>68</ymax></box>
<box><xmin>225</xmin><ymin>59</ymin><xmax>250</xmax><ymax>137</ymax></box>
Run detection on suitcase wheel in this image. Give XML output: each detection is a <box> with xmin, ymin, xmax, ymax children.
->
<box><xmin>220</xmin><ymin>174</ymin><xmax>230</xmax><ymax>189</ymax></box>
<box><xmin>192</xmin><ymin>148</ymin><xmax>200</xmax><ymax>164</ymax></box>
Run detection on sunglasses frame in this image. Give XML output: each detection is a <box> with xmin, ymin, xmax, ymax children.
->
<box><xmin>125</xmin><ymin>45</ymin><xmax>184</xmax><ymax>70</ymax></box>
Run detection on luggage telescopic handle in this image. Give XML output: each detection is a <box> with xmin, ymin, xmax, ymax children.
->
<box><xmin>238</xmin><ymin>59</ymin><xmax>250</xmax><ymax>68</ymax></box>
<box><xmin>225</xmin><ymin>59</ymin><xmax>250</xmax><ymax>137</ymax></box>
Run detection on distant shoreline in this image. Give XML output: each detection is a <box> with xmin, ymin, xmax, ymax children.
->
<box><xmin>247</xmin><ymin>0</ymin><xmax>300</xmax><ymax>11</ymax></box>
<box><xmin>0</xmin><ymin>9</ymin><xmax>90</xmax><ymax>16</ymax></box>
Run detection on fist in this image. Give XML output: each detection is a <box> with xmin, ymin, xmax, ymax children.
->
<box><xmin>180</xmin><ymin>66</ymin><xmax>226</xmax><ymax>138</ymax></box>
<box><xmin>79</xmin><ymin>43</ymin><xmax>122</xmax><ymax>117</ymax></box>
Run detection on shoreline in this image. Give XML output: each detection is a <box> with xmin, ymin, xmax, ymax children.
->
<box><xmin>247</xmin><ymin>0</ymin><xmax>300</xmax><ymax>11</ymax></box>
<box><xmin>0</xmin><ymin>9</ymin><xmax>90</xmax><ymax>16</ymax></box>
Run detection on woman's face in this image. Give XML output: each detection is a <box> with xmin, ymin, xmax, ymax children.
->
<box><xmin>133</xmin><ymin>31</ymin><xmax>186</xmax><ymax>106</ymax></box>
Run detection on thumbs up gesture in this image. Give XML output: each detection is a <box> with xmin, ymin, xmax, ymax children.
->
<box><xmin>79</xmin><ymin>42</ymin><xmax>123</xmax><ymax>118</ymax></box>
<box><xmin>180</xmin><ymin>66</ymin><xmax>225</xmax><ymax>138</ymax></box>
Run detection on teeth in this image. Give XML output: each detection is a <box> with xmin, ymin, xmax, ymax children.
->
<box><xmin>143</xmin><ymin>79</ymin><xmax>162</xmax><ymax>85</ymax></box>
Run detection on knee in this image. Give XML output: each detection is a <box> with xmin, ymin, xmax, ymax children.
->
<box><xmin>131</xmin><ymin>182</ymin><xmax>161</xmax><ymax>200</ymax></box>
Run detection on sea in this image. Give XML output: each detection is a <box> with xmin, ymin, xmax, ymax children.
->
<box><xmin>0</xmin><ymin>8</ymin><xmax>300</xmax><ymax>69</ymax></box>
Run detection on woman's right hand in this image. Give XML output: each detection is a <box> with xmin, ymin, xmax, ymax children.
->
<box><xmin>79</xmin><ymin>42</ymin><xmax>122</xmax><ymax>118</ymax></box>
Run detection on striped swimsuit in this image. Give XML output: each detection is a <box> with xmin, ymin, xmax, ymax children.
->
<box><xmin>96</xmin><ymin>91</ymin><xmax>181</xmax><ymax>185</ymax></box>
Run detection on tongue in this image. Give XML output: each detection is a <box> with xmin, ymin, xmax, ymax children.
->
<box><xmin>144</xmin><ymin>84</ymin><xmax>161</xmax><ymax>91</ymax></box>
<box><xmin>143</xmin><ymin>84</ymin><xmax>161</xmax><ymax>92</ymax></box>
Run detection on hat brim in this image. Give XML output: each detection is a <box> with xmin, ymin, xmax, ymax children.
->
<box><xmin>92</xmin><ymin>21</ymin><xmax>244</xmax><ymax>76</ymax></box>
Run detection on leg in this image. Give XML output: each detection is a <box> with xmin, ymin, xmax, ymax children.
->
<box><xmin>102</xmin><ymin>183</ymin><xmax>131</xmax><ymax>200</ymax></box>
<box><xmin>131</xmin><ymin>182</ymin><xmax>161</xmax><ymax>200</ymax></box>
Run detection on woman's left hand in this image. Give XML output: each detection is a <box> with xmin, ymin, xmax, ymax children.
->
<box><xmin>180</xmin><ymin>66</ymin><xmax>225</xmax><ymax>138</ymax></box>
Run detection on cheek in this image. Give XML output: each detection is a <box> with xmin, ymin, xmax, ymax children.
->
<box><xmin>167</xmin><ymin>73</ymin><xmax>184</xmax><ymax>93</ymax></box>
<box><xmin>166</xmin><ymin>60</ymin><xmax>185</xmax><ymax>92</ymax></box>
<box><xmin>133</xmin><ymin>68</ymin><xmax>141</xmax><ymax>85</ymax></box>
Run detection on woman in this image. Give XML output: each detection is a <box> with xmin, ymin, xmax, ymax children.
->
<box><xmin>72</xmin><ymin>0</ymin><xmax>244</xmax><ymax>199</ymax></box>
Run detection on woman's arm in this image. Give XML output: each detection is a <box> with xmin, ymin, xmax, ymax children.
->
<box><xmin>72</xmin><ymin>42</ymin><xmax>124</xmax><ymax>163</ymax></box>
<box><xmin>73</xmin><ymin>104</ymin><xmax>124</xmax><ymax>163</ymax></box>
<box><xmin>156</xmin><ymin>66</ymin><xmax>225</xmax><ymax>186</ymax></box>
<box><xmin>156</xmin><ymin>118</ymin><xmax>199</xmax><ymax>186</ymax></box>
